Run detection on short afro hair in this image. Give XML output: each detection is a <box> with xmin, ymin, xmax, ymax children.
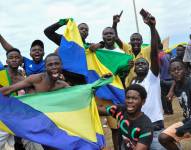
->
<box><xmin>45</xmin><ymin>53</ymin><xmax>61</xmax><ymax>64</ymax></box>
<box><xmin>6</xmin><ymin>48</ymin><xmax>21</xmax><ymax>56</ymax></box>
<box><xmin>125</xmin><ymin>84</ymin><xmax>147</xmax><ymax>100</ymax></box>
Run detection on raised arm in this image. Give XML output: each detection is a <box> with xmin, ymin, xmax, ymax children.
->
<box><xmin>112</xmin><ymin>14</ymin><xmax>123</xmax><ymax>49</ymax></box>
<box><xmin>44</xmin><ymin>19</ymin><xmax>69</xmax><ymax>46</ymax></box>
<box><xmin>0</xmin><ymin>34</ymin><xmax>14</xmax><ymax>51</ymax></box>
<box><xmin>0</xmin><ymin>76</ymin><xmax>34</xmax><ymax>95</ymax></box>
<box><xmin>142</xmin><ymin>11</ymin><xmax>159</xmax><ymax>76</ymax></box>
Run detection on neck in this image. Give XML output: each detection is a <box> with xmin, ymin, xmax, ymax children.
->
<box><xmin>128</xmin><ymin>111</ymin><xmax>143</xmax><ymax>120</ymax></box>
<box><xmin>136</xmin><ymin>74</ymin><xmax>146</xmax><ymax>83</ymax></box>
<box><xmin>176</xmin><ymin>77</ymin><xmax>187</xmax><ymax>87</ymax></box>
<box><xmin>105</xmin><ymin>44</ymin><xmax>115</xmax><ymax>50</ymax></box>
<box><xmin>133</xmin><ymin>49</ymin><xmax>141</xmax><ymax>57</ymax></box>
<box><xmin>7</xmin><ymin>67</ymin><xmax>18</xmax><ymax>76</ymax></box>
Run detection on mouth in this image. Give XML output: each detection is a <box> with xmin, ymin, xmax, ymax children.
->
<box><xmin>51</xmin><ymin>72</ymin><xmax>60</xmax><ymax>78</ymax></box>
<box><xmin>127</xmin><ymin>105</ymin><xmax>135</xmax><ymax>111</ymax></box>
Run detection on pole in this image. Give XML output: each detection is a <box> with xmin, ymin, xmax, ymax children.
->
<box><xmin>132</xmin><ymin>0</ymin><xmax>139</xmax><ymax>33</ymax></box>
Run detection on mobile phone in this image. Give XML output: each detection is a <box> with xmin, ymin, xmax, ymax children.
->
<box><xmin>119</xmin><ymin>10</ymin><xmax>123</xmax><ymax>17</ymax></box>
<box><xmin>140</xmin><ymin>9</ymin><xmax>148</xmax><ymax>18</ymax></box>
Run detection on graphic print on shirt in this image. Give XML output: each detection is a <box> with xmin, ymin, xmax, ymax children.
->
<box><xmin>178</xmin><ymin>91</ymin><xmax>191</xmax><ymax>119</ymax></box>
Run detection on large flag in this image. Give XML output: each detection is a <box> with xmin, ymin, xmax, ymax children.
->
<box><xmin>58</xmin><ymin>19</ymin><xmax>88</xmax><ymax>76</ymax></box>
<box><xmin>0</xmin><ymin>78</ymin><xmax>112</xmax><ymax>150</ymax></box>
<box><xmin>58</xmin><ymin>19</ymin><xmax>133</xmax><ymax>104</ymax></box>
<box><xmin>86</xmin><ymin>49</ymin><xmax>133</xmax><ymax>104</ymax></box>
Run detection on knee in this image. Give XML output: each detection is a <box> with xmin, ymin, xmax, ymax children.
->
<box><xmin>158</xmin><ymin>133</ymin><xmax>173</xmax><ymax>145</ymax></box>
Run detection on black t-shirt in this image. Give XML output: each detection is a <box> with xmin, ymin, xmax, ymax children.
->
<box><xmin>108</xmin><ymin>106</ymin><xmax>153</xmax><ymax>150</ymax></box>
<box><xmin>175</xmin><ymin>77</ymin><xmax>191</xmax><ymax>122</ymax></box>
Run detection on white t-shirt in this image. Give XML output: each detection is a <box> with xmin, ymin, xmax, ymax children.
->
<box><xmin>103</xmin><ymin>47</ymin><xmax>125</xmax><ymax>53</ymax></box>
<box><xmin>132</xmin><ymin>70</ymin><xmax>164</xmax><ymax>123</ymax></box>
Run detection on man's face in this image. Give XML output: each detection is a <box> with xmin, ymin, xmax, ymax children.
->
<box><xmin>30</xmin><ymin>45</ymin><xmax>44</xmax><ymax>63</ymax></box>
<box><xmin>125</xmin><ymin>90</ymin><xmax>144</xmax><ymax>114</ymax></box>
<box><xmin>176</xmin><ymin>46</ymin><xmax>185</xmax><ymax>60</ymax></box>
<box><xmin>45</xmin><ymin>56</ymin><xmax>62</xmax><ymax>81</ymax></box>
<box><xmin>102</xmin><ymin>28</ymin><xmax>115</xmax><ymax>47</ymax></box>
<box><xmin>134</xmin><ymin>58</ymin><xmax>149</xmax><ymax>76</ymax></box>
<box><xmin>170</xmin><ymin>62</ymin><xmax>185</xmax><ymax>82</ymax></box>
<box><xmin>78</xmin><ymin>23</ymin><xmax>89</xmax><ymax>41</ymax></box>
<box><xmin>6</xmin><ymin>51</ymin><xmax>22</xmax><ymax>69</ymax></box>
<box><xmin>130</xmin><ymin>34</ymin><xmax>143</xmax><ymax>54</ymax></box>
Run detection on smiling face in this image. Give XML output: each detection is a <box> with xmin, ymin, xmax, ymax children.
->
<box><xmin>125</xmin><ymin>90</ymin><xmax>144</xmax><ymax>114</ymax></box>
<box><xmin>6</xmin><ymin>51</ymin><xmax>22</xmax><ymax>69</ymax></box>
<box><xmin>134</xmin><ymin>58</ymin><xmax>149</xmax><ymax>76</ymax></box>
<box><xmin>30</xmin><ymin>45</ymin><xmax>44</xmax><ymax>63</ymax></box>
<box><xmin>102</xmin><ymin>27</ymin><xmax>116</xmax><ymax>47</ymax></box>
<box><xmin>45</xmin><ymin>55</ymin><xmax>62</xmax><ymax>81</ymax></box>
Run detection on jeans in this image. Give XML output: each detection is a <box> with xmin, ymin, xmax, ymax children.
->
<box><xmin>150</xmin><ymin>129</ymin><xmax>166</xmax><ymax>150</ymax></box>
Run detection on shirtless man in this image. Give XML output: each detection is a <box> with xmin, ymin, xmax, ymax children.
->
<box><xmin>0</xmin><ymin>53</ymin><xmax>70</xmax><ymax>95</ymax></box>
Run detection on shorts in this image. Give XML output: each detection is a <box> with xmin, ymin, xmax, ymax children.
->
<box><xmin>162</xmin><ymin>122</ymin><xmax>191</xmax><ymax>142</ymax></box>
<box><xmin>95</xmin><ymin>97</ymin><xmax>118</xmax><ymax>129</ymax></box>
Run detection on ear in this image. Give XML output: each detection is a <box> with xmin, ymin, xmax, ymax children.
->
<box><xmin>142</xmin><ymin>99</ymin><xmax>145</xmax><ymax>105</ymax></box>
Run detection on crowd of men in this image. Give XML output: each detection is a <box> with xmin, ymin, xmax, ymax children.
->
<box><xmin>0</xmin><ymin>9</ymin><xmax>191</xmax><ymax>150</ymax></box>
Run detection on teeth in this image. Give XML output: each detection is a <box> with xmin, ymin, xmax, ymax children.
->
<box><xmin>52</xmin><ymin>73</ymin><xmax>59</xmax><ymax>78</ymax></box>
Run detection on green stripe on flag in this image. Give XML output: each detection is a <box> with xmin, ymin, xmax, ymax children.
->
<box><xmin>16</xmin><ymin>77</ymin><xmax>112</xmax><ymax>113</ymax></box>
<box><xmin>96</xmin><ymin>49</ymin><xmax>133</xmax><ymax>75</ymax></box>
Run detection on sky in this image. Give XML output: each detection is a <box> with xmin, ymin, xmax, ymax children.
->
<box><xmin>0</xmin><ymin>0</ymin><xmax>191</xmax><ymax>64</ymax></box>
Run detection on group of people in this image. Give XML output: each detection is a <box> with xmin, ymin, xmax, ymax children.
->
<box><xmin>0</xmin><ymin>8</ymin><xmax>191</xmax><ymax>150</ymax></box>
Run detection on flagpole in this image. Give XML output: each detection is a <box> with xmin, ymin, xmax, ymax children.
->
<box><xmin>132</xmin><ymin>0</ymin><xmax>139</xmax><ymax>33</ymax></box>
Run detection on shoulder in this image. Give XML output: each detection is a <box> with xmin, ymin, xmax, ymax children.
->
<box><xmin>140</xmin><ymin>113</ymin><xmax>152</xmax><ymax>125</ymax></box>
<box><xmin>57</xmin><ymin>80</ymin><xmax>70</xmax><ymax>88</ymax></box>
<box><xmin>27</xmin><ymin>73</ymin><xmax>44</xmax><ymax>82</ymax></box>
<box><xmin>122</xmin><ymin>42</ymin><xmax>133</xmax><ymax>54</ymax></box>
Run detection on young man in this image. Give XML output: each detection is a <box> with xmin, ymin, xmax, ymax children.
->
<box><xmin>0</xmin><ymin>53</ymin><xmax>70</xmax><ymax>150</ymax></box>
<box><xmin>112</xmin><ymin>11</ymin><xmax>161</xmax><ymax>87</ymax></box>
<box><xmin>175</xmin><ymin>45</ymin><xmax>186</xmax><ymax>61</ymax></box>
<box><xmin>44</xmin><ymin>19</ymin><xmax>87</xmax><ymax>85</ymax></box>
<box><xmin>0</xmin><ymin>48</ymin><xmax>25</xmax><ymax>150</ymax></box>
<box><xmin>106</xmin><ymin>84</ymin><xmax>153</xmax><ymax>150</ymax></box>
<box><xmin>131</xmin><ymin>13</ymin><xmax>165</xmax><ymax>150</ymax></box>
<box><xmin>159</xmin><ymin>59</ymin><xmax>191</xmax><ymax>150</ymax></box>
<box><xmin>0</xmin><ymin>53</ymin><xmax>70</xmax><ymax>95</ymax></box>
<box><xmin>0</xmin><ymin>34</ymin><xmax>45</xmax><ymax>76</ymax></box>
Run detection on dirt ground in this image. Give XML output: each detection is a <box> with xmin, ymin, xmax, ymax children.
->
<box><xmin>103</xmin><ymin>99</ymin><xmax>191</xmax><ymax>150</ymax></box>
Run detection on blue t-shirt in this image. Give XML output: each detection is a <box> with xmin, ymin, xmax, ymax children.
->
<box><xmin>23</xmin><ymin>57</ymin><xmax>45</xmax><ymax>76</ymax></box>
<box><xmin>0</xmin><ymin>61</ymin><xmax>4</xmax><ymax>70</ymax></box>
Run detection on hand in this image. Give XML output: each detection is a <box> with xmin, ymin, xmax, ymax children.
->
<box><xmin>166</xmin><ymin>91</ymin><xmax>174</xmax><ymax>101</ymax></box>
<box><xmin>0</xmin><ymin>87</ymin><xmax>11</xmax><ymax>96</ymax></box>
<box><xmin>128</xmin><ymin>60</ymin><xmax>134</xmax><ymax>70</ymax></box>
<box><xmin>113</xmin><ymin>15</ymin><xmax>120</xmax><ymax>25</ymax></box>
<box><xmin>58</xmin><ymin>18</ymin><xmax>73</xmax><ymax>26</ymax></box>
<box><xmin>89</xmin><ymin>43</ymin><xmax>102</xmax><ymax>52</ymax></box>
<box><xmin>106</xmin><ymin>105</ymin><xmax>117</xmax><ymax>116</ymax></box>
<box><xmin>101</xmin><ymin>73</ymin><xmax>113</xmax><ymax>79</ymax></box>
<box><xmin>141</xmin><ymin>10</ymin><xmax>156</xmax><ymax>27</ymax></box>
